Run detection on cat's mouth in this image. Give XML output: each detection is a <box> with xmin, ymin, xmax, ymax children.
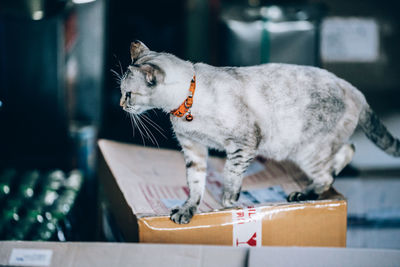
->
<box><xmin>123</xmin><ymin>105</ymin><xmax>139</xmax><ymax>113</ymax></box>
<box><xmin>123</xmin><ymin>104</ymin><xmax>149</xmax><ymax>114</ymax></box>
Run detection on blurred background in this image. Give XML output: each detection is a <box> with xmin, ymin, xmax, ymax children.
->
<box><xmin>0</xmin><ymin>0</ymin><xmax>399</xmax><ymax>247</ymax></box>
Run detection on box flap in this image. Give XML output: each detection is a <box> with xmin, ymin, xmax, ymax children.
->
<box><xmin>99</xmin><ymin>139</ymin><xmax>220</xmax><ymax>215</ymax></box>
<box><xmin>98</xmin><ymin>139</ymin><xmax>342</xmax><ymax>217</ymax></box>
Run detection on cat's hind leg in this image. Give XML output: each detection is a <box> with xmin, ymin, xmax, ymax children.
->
<box><xmin>222</xmin><ymin>145</ymin><xmax>256</xmax><ymax>207</ymax></box>
<box><xmin>288</xmin><ymin>142</ymin><xmax>356</xmax><ymax>202</ymax></box>
<box><xmin>332</xmin><ymin>143</ymin><xmax>355</xmax><ymax>176</ymax></box>
<box><xmin>288</xmin><ymin>145</ymin><xmax>338</xmax><ymax>202</ymax></box>
<box><xmin>170</xmin><ymin>135</ymin><xmax>208</xmax><ymax>224</ymax></box>
<box><xmin>287</xmin><ymin>173</ymin><xmax>333</xmax><ymax>202</ymax></box>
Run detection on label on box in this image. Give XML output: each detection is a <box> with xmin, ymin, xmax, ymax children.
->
<box><xmin>240</xmin><ymin>186</ymin><xmax>287</xmax><ymax>206</ymax></box>
<box><xmin>243</xmin><ymin>160</ymin><xmax>266</xmax><ymax>176</ymax></box>
<box><xmin>9</xmin><ymin>248</ymin><xmax>53</xmax><ymax>266</ymax></box>
<box><xmin>207</xmin><ymin>160</ymin><xmax>287</xmax><ymax>207</ymax></box>
<box><xmin>161</xmin><ymin>198</ymin><xmax>186</xmax><ymax>209</ymax></box>
<box><xmin>321</xmin><ymin>17</ymin><xmax>379</xmax><ymax>62</ymax></box>
<box><xmin>232</xmin><ymin>207</ymin><xmax>262</xmax><ymax>247</ymax></box>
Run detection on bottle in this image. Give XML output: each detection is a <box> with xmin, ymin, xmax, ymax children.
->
<box><xmin>20</xmin><ymin>199</ymin><xmax>45</xmax><ymax>225</ymax></box>
<box><xmin>2</xmin><ymin>198</ymin><xmax>23</xmax><ymax>223</ymax></box>
<box><xmin>50</xmin><ymin>190</ymin><xmax>77</xmax><ymax>220</ymax></box>
<box><xmin>18</xmin><ymin>170</ymin><xmax>40</xmax><ymax>199</ymax></box>
<box><xmin>64</xmin><ymin>170</ymin><xmax>83</xmax><ymax>192</ymax></box>
<box><xmin>0</xmin><ymin>169</ymin><xmax>16</xmax><ymax>201</ymax></box>
<box><xmin>1</xmin><ymin>198</ymin><xmax>23</xmax><ymax>239</ymax></box>
<box><xmin>35</xmin><ymin>187</ymin><xmax>59</xmax><ymax>207</ymax></box>
<box><xmin>30</xmin><ymin>218</ymin><xmax>58</xmax><ymax>241</ymax></box>
<box><xmin>41</xmin><ymin>170</ymin><xmax>65</xmax><ymax>192</ymax></box>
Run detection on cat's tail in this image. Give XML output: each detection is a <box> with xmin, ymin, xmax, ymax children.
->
<box><xmin>358</xmin><ymin>106</ymin><xmax>400</xmax><ymax>157</ymax></box>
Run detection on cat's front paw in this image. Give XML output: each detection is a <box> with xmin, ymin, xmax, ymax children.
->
<box><xmin>170</xmin><ymin>205</ymin><xmax>196</xmax><ymax>224</ymax></box>
<box><xmin>287</xmin><ymin>191</ymin><xmax>319</xmax><ymax>202</ymax></box>
<box><xmin>222</xmin><ymin>190</ymin><xmax>240</xmax><ymax>208</ymax></box>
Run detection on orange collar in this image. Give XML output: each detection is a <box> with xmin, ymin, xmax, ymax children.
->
<box><xmin>170</xmin><ymin>75</ymin><xmax>196</xmax><ymax>121</ymax></box>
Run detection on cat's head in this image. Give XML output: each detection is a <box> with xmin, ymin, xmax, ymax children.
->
<box><xmin>119</xmin><ymin>41</ymin><xmax>194</xmax><ymax>115</ymax></box>
<box><xmin>119</xmin><ymin>41</ymin><xmax>166</xmax><ymax>114</ymax></box>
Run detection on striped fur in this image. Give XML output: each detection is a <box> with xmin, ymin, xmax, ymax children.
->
<box><xmin>359</xmin><ymin>107</ymin><xmax>400</xmax><ymax>157</ymax></box>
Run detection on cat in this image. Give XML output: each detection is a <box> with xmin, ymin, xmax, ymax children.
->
<box><xmin>119</xmin><ymin>40</ymin><xmax>400</xmax><ymax>224</ymax></box>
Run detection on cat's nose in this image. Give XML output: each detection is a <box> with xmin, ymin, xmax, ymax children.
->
<box><xmin>120</xmin><ymin>97</ymin><xmax>126</xmax><ymax>107</ymax></box>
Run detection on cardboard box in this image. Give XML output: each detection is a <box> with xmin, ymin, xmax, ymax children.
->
<box><xmin>0</xmin><ymin>241</ymin><xmax>247</xmax><ymax>267</ymax></box>
<box><xmin>98</xmin><ymin>139</ymin><xmax>347</xmax><ymax>247</ymax></box>
<box><xmin>1</xmin><ymin>241</ymin><xmax>400</xmax><ymax>267</ymax></box>
<box><xmin>248</xmin><ymin>246</ymin><xmax>400</xmax><ymax>267</ymax></box>
<box><xmin>0</xmin><ymin>241</ymin><xmax>400</xmax><ymax>267</ymax></box>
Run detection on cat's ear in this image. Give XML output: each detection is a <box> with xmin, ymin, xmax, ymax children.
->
<box><xmin>130</xmin><ymin>40</ymin><xmax>149</xmax><ymax>62</ymax></box>
<box><xmin>140</xmin><ymin>64</ymin><xmax>165</xmax><ymax>86</ymax></box>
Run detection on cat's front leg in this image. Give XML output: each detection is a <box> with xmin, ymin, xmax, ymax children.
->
<box><xmin>170</xmin><ymin>135</ymin><xmax>208</xmax><ymax>224</ymax></box>
<box><xmin>222</xmin><ymin>147</ymin><xmax>255</xmax><ymax>208</ymax></box>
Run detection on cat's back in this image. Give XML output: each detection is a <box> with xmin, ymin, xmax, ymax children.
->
<box><xmin>196</xmin><ymin>61</ymin><xmax>363</xmax><ymax>109</ymax></box>
<box><xmin>196</xmin><ymin>62</ymin><xmax>336</xmax><ymax>87</ymax></box>
<box><xmin>237</xmin><ymin>63</ymin><xmax>338</xmax><ymax>87</ymax></box>
<box><xmin>237</xmin><ymin>63</ymin><xmax>362</xmax><ymax>106</ymax></box>
<box><xmin>254</xmin><ymin>63</ymin><xmax>365</xmax><ymax>107</ymax></box>
<box><xmin>200</xmin><ymin>62</ymin><xmax>340</xmax><ymax>93</ymax></box>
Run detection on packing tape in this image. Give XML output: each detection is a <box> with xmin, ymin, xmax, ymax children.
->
<box><xmin>232</xmin><ymin>207</ymin><xmax>262</xmax><ymax>247</ymax></box>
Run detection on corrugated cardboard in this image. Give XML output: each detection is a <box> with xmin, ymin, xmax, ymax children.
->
<box><xmin>98</xmin><ymin>139</ymin><xmax>347</xmax><ymax>247</ymax></box>
<box><xmin>248</xmin><ymin>246</ymin><xmax>400</xmax><ymax>267</ymax></box>
<box><xmin>0</xmin><ymin>241</ymin><xmax>247</xmax><ymax>267</ymax></box>
<box><xmin>1</xmin><ymin>241</ymin><xmax>400</xmax><ymax>267</ymax></box>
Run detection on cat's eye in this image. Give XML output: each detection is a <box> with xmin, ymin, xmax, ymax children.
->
<box><xmin>125</xmin><ymin>92</ymin><xmax>131</xmax><ymax>99</ymax></box>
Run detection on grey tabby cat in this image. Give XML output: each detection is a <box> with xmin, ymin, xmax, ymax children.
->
<box><xmin>120</xmin><ymin>41</ymin><xmax>400</xmax><ymax>224</ymax></box>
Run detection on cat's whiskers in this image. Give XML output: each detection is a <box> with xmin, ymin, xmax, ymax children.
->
<box><xmin>140</xmin><ymin>113</ymin><xmax>167</xmax><ymax>139</ymax></box>
<box><xmin>125</xmin><ymin>107</ymin><xmax>158</xmax><ymax>147</ymax></box>
<box><xmin>151</xmin><ymin>109</ymin><xmax>158</xmax><ymax>116</ymax></box>
<box><xmin>129</xmin><ymin>112</ymin><xmax>146</xmax><ymax>145</ymax></box>
<box><xmin>127</xmin><ymin>112</ymin><xmax>136</xmax><ymax>137</ymax></box>
<box><xmin>124</xmin><ymin>104</ymin><xmax>166</xmax><ymax>147</ymax></box>
<box><xmin>117</xmin><ymin>59</ymin><xmax>124</xmax><ymax>77</ymax></box>
<box><xmin>110</xmin><ymin>69</ymin><xmax>122</xmax><ymax>85</ymax></box>
<box><xmin>135</xmin><ymin>114</ymin><xmax>160</xmax><ymax>147</ymax></box>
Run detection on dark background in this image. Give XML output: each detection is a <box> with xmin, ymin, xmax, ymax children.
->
<box><xmin>1</xmin><ymin>0</ymin><xmax>400</xmax><ymax>160</ymax></box>
<box><xmin>0</xmin><ymin>0</ymin><xmax>399</xmax><ymax>243</ymax></box>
